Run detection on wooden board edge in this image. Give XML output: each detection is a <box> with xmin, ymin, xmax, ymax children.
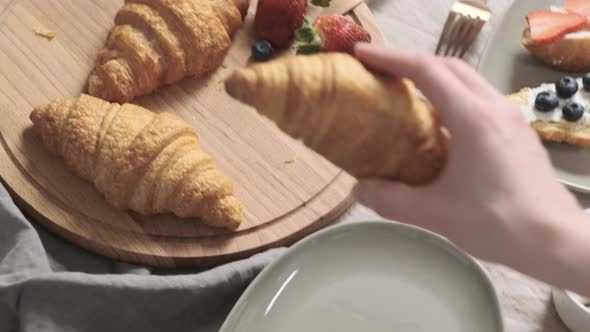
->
<box><xmin>1</xmin><ymin>130</ymin><xmax>357</xmax><ymax>267</ymax></box>
<box><xmin>0</xmin><ymin>119</ymin><xmax>345</xmax><ymax>238</ymax></box>
<box><xmin>169</xmin><ymin>175</ymin><xmax>356</xmax><ymax>268</ymax></box>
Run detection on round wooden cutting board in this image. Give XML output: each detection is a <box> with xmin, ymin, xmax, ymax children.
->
<box><xmin>0</xmin><ymin>0</ymin><xmax>384</xmax><ymax>268</ymax></box>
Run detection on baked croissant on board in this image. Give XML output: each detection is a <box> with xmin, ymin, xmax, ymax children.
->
<box><xmin>30</xmin><ymin>94</ymin><xmax>242</xmax><ymax>229</ymax></box>
<box><xmin>88</xmin><ymin>0</ymin><xmax>249</xmax><ymax>103</ymax></box>
<box><xmin>225</xmin><ymin>53</ymin><xmax>448</xmax><ymax>184</ymax></box>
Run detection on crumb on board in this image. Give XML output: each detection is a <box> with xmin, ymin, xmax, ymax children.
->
<box><xmin>284</xmin><ymin>159</ymin><xmax>296</xmax><ymax>164</ymax></box>
<box><xmin>216</xmin><ymin>81</ymin><xmax>225</xmax><ymax>91</ymax></box>
<box><xmin>33</xmin><ymin>28</ymin><xmax>56</xmax><ymax>40</ymax></box>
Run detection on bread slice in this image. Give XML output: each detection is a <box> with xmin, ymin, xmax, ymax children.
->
<box><xmin>510</xmin><ymin>80</ymin><xmax>590</xmax><ymax>148</ymax></box>
<box><xmin>522</xmin><ymin>27</ymin><xmax>590</xmax><ymax>73</ymax></box>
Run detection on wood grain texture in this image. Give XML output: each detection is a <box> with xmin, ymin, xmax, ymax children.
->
<box><xmin>0</xmin><ymin>0</ymin><xmax>384</xmax><ymax>267</ymax></box>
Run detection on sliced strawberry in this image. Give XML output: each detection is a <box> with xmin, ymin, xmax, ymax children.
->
<box><xmin>294</xmin><ymin>15</ymin><xmax>371</xmax><ymax>54</ymax></box>
<box><xmin>565</xmin><ymin>0</ymin><xmax>590</xmax><ymax>16</ymax></box>
<box><xmin>315</xmin><ymin>15</ymin><xmax>371</xmax><ymax>53</ymax></box>
<box><xmin>526</xmin><ymin>10</ymin><xmax>587</xmax><ymax>44</ymax></box>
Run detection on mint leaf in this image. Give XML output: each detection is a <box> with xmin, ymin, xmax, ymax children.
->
<box><xmin>310</xmin><ymin>0</ymin><xmax>330</xmax><ymax>7</ymax></box>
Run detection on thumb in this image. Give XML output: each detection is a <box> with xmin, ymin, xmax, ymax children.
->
<box><xmin>354</xmin><ymin>179</ymin><xmax>426</xmax><ymax>223</ymax></box>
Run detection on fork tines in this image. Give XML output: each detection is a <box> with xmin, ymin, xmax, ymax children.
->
<box><xmin>435</xmin><ymin>1</ymin><xmax>491</xmax><ymax>58</ymax></box>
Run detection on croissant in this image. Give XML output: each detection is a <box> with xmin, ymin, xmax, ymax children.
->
<box><xmin>225</xmin><ymin>53</ymin><xmax>448</xmax><ymax>184</ymax></box>
<box><xmin>88</xmin><ymin>0</ymin><xmax>249</xmax><ymax>103</ymax></box>
<box><xmin>30</xmin><ymin>94</ymin><xmax>242</xmax><ymax>229</ymax></box>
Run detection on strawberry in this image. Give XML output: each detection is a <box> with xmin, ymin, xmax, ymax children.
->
<box><xmin>254</xmin><ymin>0</ymin><xmax>308</xmax><ymax>49</ymax></box>
<box><xmin>526</xmin><ymin>10</ymin><xmax>587</xmax><ymax>44</ymax></box>
<box><xmin>565</xmin><ymin>0</ymin><xmax>590</xmax><ymax>16</ymax></box>
<box><xmin>294</xmin><ymin>15</ymin><xmax>371</xmax><ymax>54</ymax></box>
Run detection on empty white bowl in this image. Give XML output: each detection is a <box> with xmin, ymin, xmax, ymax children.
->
<box><xmin>221</xmin><ymin>221</ymin><xmax>503</xmax><ymax>331</ymax></box>
<box><xmin>553</xmin><ymin>289</ymin><xmax>590</xmax><ymax>332</ymax></box>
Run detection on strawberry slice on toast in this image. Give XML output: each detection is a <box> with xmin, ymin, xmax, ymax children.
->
<box><xmin>523</xmin><ymin>8</ymin><xmax>590</xmax><ymax>72</ymax></box>
<box><xmin>526</xmin><ymin>10</ymin><xmax>586</xmax><ymax>44</ymax></box>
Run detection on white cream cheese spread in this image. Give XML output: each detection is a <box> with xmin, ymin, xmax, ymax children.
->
<box><xmin>524</xmin><ymin>78</ymin><xmax>590</xmax><ymax>124</ymax></box>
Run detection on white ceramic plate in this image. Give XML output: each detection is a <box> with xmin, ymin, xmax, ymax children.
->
<box><xmin>553</xmin><ymin>282</ymin><xmax>590</xmax><ymax>332</ymax></box>
<box><xmin>478</xmin><ymin>0</ymin><xmax>590</xmax><ymax>193</ymax></box>
<box><xmin>221</xmin><ymin>221</ymin><xmax>503</xmax><ymax>332</ymax></box>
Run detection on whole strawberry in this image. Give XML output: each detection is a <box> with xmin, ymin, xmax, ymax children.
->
<box><xmin>295</xmin><ymin>15</ymin><xmax>371</xmax><ymax>54</ymax></box>
<box><xmin>254</xmin><ymin>0</ymin><xmax>331</xmax><ymax>49</ymax></box>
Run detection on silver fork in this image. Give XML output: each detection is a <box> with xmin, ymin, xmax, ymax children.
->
<box><xmin>435</xmin><ymin>0</ymin><xmax>491</xmax><ymax>58</ymax></box>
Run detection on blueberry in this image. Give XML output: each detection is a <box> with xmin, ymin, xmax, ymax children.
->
<box><xmin>556</xmin><ymin>76</ymin><xmax>579</xmax><ymax>98</ymax></box>
<box><xmin>583</xmin><ymin>73</ymin><xmax>590</xmax><ymax>92</ymax></box>
<box><xmin>562</xmin><ymin>102</ymin><xmax>585</xmax><ymax>122</ymax></box>
<box><xmin>252</xmin><ymin>40</ymin><xmax>274</xmax><ymax>62</ymax></box>
<box><xmin>534</xmin><ymin>91</ymin><xmax>559</xmax><ymax>112</ymax></box>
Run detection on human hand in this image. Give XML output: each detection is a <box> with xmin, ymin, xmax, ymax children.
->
<box><xmin>352</xmin><ymin>44</ymin><xmax>587</xmax><ymax>275</ymax></box>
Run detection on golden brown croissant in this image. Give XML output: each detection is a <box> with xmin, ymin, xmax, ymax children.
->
<box><xmin>225</xmin><ymin>53</ymin><xmax>447</xmax><ymax>184</ymax></box>
<box><xmin>88</xmin><ymin>0</ymin><xmax>249</xmax><ymax>103</ymax></box>
<box><xmin>30</xmin><ymin>94</ymin><xmax>242</xmax><ymax>229</ymax></box>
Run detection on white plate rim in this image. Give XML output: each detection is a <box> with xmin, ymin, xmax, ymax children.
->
<box><xmin>220</xmin><ymin>220</ymin><xmax>504</xmax><ymax>331</ymax></box>
<box><xmin>552</xmin><ymin>208</ymin><xmax>590</xmax><ymax>332</ymax></box>
<box><xmin>476</xmin><ymin>1</ymin><xmax>590</xmax><ymax>194</ymax></box>
<box><xmin>552</xmin><ymin>288</ymin><xmax>590</xmax><ymax>332</ymax></box>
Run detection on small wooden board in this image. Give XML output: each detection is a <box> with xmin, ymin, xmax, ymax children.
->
<box><xmin>0</xmin><ymin>0</ymin><xmax>384</xmax><ymax>267</ymax></box>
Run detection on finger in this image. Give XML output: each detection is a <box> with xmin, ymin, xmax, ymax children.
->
<box><xmin>354</xmin><ymin>179</ymin><xmax>452</xmax><ymax>237</ymax></box>
<box><xmin>354</xmin><ymin>179</ymin><xmax>423</xmax><ymax>223</ymax></box>
<box><xmin>441</xmin><ymin>57</ymin><xmax>501</xmax><ymax>98</ymax></box>
<box><xmin>354</xmin><ymin>44</ymin><xmax>465</xmax><ymax>98</ymax></box>
<box><xmin>354</xmin><ymin>43</ymin><xmax>476</xmax><ymax>133</ymax></box>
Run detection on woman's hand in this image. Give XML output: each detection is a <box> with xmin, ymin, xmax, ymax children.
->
<box><xmin>353</xmin><ymin>44</ymin><xmax>590</xmax><ymax>294</ymax></box>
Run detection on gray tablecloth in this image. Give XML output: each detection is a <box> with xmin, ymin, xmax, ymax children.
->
<box><xmin>2</xmin><ymin>0</ymin><xmax>589</xmax><ymax>331</ymax></box>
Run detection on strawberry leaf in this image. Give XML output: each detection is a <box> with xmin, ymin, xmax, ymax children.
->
<box><xmin>296</xmin><ymin>43</ymin><xmax>322</xmax><ymax>54</ymax></box>
<box><xmin>310</xmin><ymin>0</ymin><xmax>330</xmax><ymax>7</ymax></box>
<box><xmin>294</xmin><ymin>20</ymin><xmax>323</xmax><ymax>54</ymax></box>
<box><xmin>294</xmin><ymin>26</ymin><xmax>316</xmax><ymax>43</ymax></box>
